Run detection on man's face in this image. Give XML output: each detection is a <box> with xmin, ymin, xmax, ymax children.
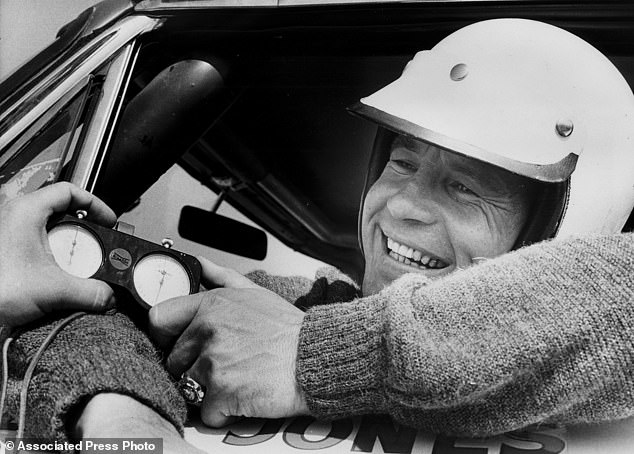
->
<box><xmin>361</xmin><ymin>136</ymin><xmax>532</xmax><ymax>295</ymax></box>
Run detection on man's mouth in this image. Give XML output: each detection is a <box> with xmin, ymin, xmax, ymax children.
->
<box><xmin>386</xmin><ymin>236</ymin><xmax>449</xmax><ymax>270</ymax></box>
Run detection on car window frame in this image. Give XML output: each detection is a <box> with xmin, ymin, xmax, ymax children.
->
<box><xmin>0</xmin><ymin>15</ymin><xmax>161</xmax><ymax>199</ymax></box>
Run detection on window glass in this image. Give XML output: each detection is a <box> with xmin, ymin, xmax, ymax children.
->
<box><xmin>119</xmin><ymin>164</ymin><xmax>326</xmax><ymax>278</ymax></box>
<box><xmin>0</xmin><ymin>89</ymin><xmax>87</xmax><ymax>204</ymax></box>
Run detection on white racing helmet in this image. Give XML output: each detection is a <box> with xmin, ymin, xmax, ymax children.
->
<box><xmin>352</xmin><ymin>19</ymin><xmax>634</xmax><ymax>246</ymax></box>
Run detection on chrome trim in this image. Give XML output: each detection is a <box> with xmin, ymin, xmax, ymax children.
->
<box><xmin>136</xmin><ymin>0</ymin><xmax>539</xmax><ymax>10</ymax></box>
<box><xmin>0</xmin><ymin>78</ymin><xmax>90</xmax><ymax>170</ymax></box>
<box><xmin>136</xmin><ymin>0</ymin><xmax>276</xmax><ymax>10</ymax></box>
<box><xmin>0</xmin><ymin>16</ymin><xmax>160</xmax><ymax>153</ymax></box>
<box><xmin>69</xmin><ymin>43</ymin><xmax>138</xmax><ymax>191</ymax></box>
<box><xmin>0</xmin><ymin>33</ymin><xmax>114</xmax><ymax>138</ymax></box>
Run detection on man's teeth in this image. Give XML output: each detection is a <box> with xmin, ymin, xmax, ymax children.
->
<box><xmin>387</xmin><ymin>237</ymin><xmax>447</xmax><ymax>269</ymax></box>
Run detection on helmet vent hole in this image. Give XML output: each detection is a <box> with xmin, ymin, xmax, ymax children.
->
<box><xmin>555</xmin><ymin>119</ymin><xmax>574</xmax><ymax>138</ymax></box>
<box><xmin>450</xmin><ymin>63</ymin><xmax>469</xmax><ymax>81</ymax></box>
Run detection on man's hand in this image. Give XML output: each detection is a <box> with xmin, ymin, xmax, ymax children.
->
<box><xmin>0</xmin><ymin>182</ymin><xmax>117</xmax><ymax>327</ymax></box>
<box><xmin>149</xmin><ymin>258</ymin><xmax>309</xmax><ymax>427</ymax></box>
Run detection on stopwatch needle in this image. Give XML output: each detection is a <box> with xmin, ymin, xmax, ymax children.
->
<box><xmin>68</xmin><ymin>229</ymin><xmax>79</xmax><ymax>265</ymax></box>
<box><xmin>154</xmin><ymin>273</ymin><xmax>166</xmax><ymax>304</ymax></box>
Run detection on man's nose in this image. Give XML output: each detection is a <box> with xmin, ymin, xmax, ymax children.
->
<box><xmin>386</xmin><ymin>175</ymin><xmax>440</xmax><ymax>225</ymax></box>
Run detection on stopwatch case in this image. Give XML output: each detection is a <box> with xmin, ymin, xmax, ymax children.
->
<box><xmin>48</xmin><ymin>215</ymin><xmax>201</xmax><ymax>311</ymax></box>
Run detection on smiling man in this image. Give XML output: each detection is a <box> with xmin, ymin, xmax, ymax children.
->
<box><xmin>149</xmin><ymin>19</ymin><xmax>634</xmax><ymax>436</ymax></box>
<box><xmin>361</xmin><ymin>136</ymin><xmax>534</xmax><ymax>294</ymax></box>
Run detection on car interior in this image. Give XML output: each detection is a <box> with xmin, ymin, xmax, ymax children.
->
<box><xmin>5</xmin><ymin>2</ymin><xmax>634</xmax><ymax>281</ymax></box>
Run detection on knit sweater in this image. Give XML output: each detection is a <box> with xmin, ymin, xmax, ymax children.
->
<box><xmin>3</xmin><ymin>233</ymin><xmax>634</xmax><ymax>440</ymax></box>
<box><xmin>2</xmin><ymin>312</ymin><xmax>187</xmax><ymax>442</ymax></box>
<box><xmin>292</xmin><ymin>233</ymin><xmax>634</xmax><ymax>436</ymax></box>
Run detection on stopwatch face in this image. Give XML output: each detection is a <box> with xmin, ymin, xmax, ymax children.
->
<box><xmin>48</xmin><ymin>224</ymin><xmax>103</xmax><ymax>278</ymax></box>
<box><xmin>133</xmin><ymin>253</ymin><xmax>192</xmax><ymax>306</ymax></box>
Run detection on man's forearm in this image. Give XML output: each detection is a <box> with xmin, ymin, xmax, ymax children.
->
<box><xmin>297</xmin><ymin>233</ymin><xmax>634</xmax><ymax>435</ymax></box>
<box><xmin>7</xmin><ymin>312</ymin><xmax>187</xmax><ymax>442</ymax></box>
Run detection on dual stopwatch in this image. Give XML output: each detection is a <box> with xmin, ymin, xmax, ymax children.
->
<box><xmin>48</xmin><ymin>211</ymin><xmax>201</xmax><ymax>310</ymax></box>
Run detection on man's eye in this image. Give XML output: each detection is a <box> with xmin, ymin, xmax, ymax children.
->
<box><xmin>451</xmin><ymin>181</ymin><xmax>479</xmax><ymax>198</ymax></box>
<box><xmin>389</xmin><ymin>159</ymin><xmax>417</xmax><ymax>174</ymax></box>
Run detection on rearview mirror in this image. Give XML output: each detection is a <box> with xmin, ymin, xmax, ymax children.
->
<box><xmin>178</xmin><ymin>206</ymin><xmax>267</xmax><ymax>260</ymax></box>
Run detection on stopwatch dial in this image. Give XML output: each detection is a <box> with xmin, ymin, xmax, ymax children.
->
<box><xmin>48</xmin><ymin>224</ymin><xmax>103</xmax><ymax>278</ymax></box>
<box><xmin>133</xmin><ymin>253</ymin><xmax>192</xmax><ymax>306</ymax></box>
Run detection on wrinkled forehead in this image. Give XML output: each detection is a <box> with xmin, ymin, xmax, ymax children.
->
<box><xmin>390</xmin><ymin>135</ymin><xmax>533</xmax><ymax>196</ymax></box>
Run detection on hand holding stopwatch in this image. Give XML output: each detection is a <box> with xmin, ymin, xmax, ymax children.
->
<box><xmin>47</xmin><ymin>211</ymin><xmax>201</xmax><ymax>310</ymax></box>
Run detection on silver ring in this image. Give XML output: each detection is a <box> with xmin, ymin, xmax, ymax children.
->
<box><xmin>179</xmin><ymin>373</ymin><xmax>206</xmax><ymax>405</ymax></box>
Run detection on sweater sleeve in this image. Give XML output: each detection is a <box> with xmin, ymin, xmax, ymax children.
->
<box><xmin>5</xmin><ymin>312</ymin><xmax>187</xmax><ymax>442</ymax></box>
<box><xmin>296</xmin><ymin>233</ymin><xmax>634</xmax><ymax>436</ymax></box>
<box><xmin>245</xmin><ymin>270</ymin><xmax>316</xmax><ymax>303</ymax></box>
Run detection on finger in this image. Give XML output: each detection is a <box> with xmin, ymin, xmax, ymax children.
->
<box><xmin>148</xmin><ymin>294</ymin><xmax>204</xmax><ymax>348</ymax></box>
<box><xmin>165</xmin><ymin>327</ymin><xmax>204</xmax><ymax>377</ymax></box>
<box><xmin>45</xmin><ymin>275</ymin><xmax>116</xmax><ymax>313</ymax></box>
<box><xmin>198</xmin><ymin>256</ymin><xmax>259</xmax><ymax>289</ymax></box>
<box><xmin>22</xmin><ymin>182</ymin><xmax>116</xmax><ymax>227</ymax></box>
<box><xmin>201</xmin><ymin>394</ymin><xmax>238</xmax><ymax>428</ymax></box>
<box><xmin>185</xmin><ymin>355</ymin><xmax>213</xmax><ymax>392</ymax></box>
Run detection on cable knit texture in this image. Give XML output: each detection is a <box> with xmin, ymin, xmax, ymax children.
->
<box><xmin>293</xmin><ymin>233</ymin><xmax>634</xmax><ymax>436</ymax></box>
<box><xmin>2</xmin><ymin>312</ymin><xmax>186</xmax><ymax>444</ymax></box>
